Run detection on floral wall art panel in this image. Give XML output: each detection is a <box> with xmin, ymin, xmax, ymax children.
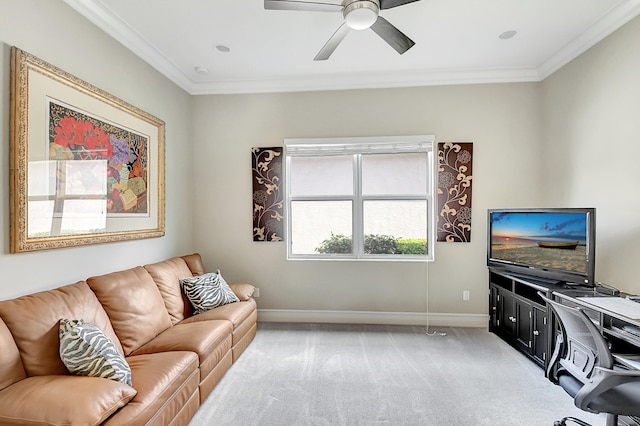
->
<box><xmin>437</xmin><ymin>142</ymin><xmax>473</xmax><ymax>242</ymax></box>
<box><xmin>252</xmin><ymin>147</ymin><xmax>284</xmax><ymax>242</ymax></box>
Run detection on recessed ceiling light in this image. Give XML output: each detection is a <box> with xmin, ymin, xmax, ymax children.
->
<box><xmin>215</xmin><ymin>45</ymin><xmax>231</xmax><ymax>53</ymax></box>
<box><xmin>195</xmin><ymin>66</ymin><xmax>209</xmax><ymax>75</ymax></box>
<box><xmin>499</xmin><ymin>30</ymin><xmax>517</xmax><ymax>40</ymax></box>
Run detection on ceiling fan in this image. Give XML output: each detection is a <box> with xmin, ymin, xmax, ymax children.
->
<box><xmin>264</xmin><ymin>0</ymin><xmax>421</xmax><ymax>60</ymax></box>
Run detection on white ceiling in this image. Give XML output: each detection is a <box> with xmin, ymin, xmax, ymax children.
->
<box><xmin>64</xmin><ymin>0</ymin><xmax>640</xmax><ymax>95</ymax></box>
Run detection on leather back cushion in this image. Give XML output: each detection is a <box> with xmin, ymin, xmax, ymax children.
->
<box><xmin>144</xmin><ymin>257</ymin><xmax>194</xmax><ymax>324</ymax></box>
<box><xmin>87</xmin><ymin>266</ymin><xmax>172</xmax><ymax>356</ymax></box>
<box><xmin>0</xmin><ymin>317</ymin><xmax>26</xmax><ymax>390</ymax></box>
<box><xmin>0</xmin><ymin>281</ymin><xmax>121</xmax><ymax>377</ymax></box>
<box><xmin>181</xmin><ymin>253</ymin><xmax>206</xmax><ymax>276</ymax></box>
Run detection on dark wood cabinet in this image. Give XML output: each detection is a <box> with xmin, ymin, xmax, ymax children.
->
<box><xmin>494</xmin><ymin>286</ymin><xmax>515</xmax><ymax>338</ymax></box>
<box><xmin>489</xmin><ymin>269</ymin><xmax>551</xmax><ymax>368</ymax></box>
<box><xmin>532</xmin><ymin>305</ymin><xmax>547</xmax><ymax>365</ymax></box>
<box><xmin>514</xmin><ymin>297</ymin><xmax>532</xmax><ymax>353</ymax></box>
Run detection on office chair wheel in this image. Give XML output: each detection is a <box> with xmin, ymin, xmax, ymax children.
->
<box><xmin>554</xmin><ymin>417</ymin><xmax>592</xmax><ymax>426</ymax></box>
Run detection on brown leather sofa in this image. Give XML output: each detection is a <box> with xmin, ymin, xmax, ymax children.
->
<box><xmin>0</xmin><ymin>253</ymin><xmax>257</xmax><ymax>425</ymax></box>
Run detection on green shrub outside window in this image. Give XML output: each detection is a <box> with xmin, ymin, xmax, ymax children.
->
<box><xmin>315</xmin><ymin>234</ymin><xmax>426</xmax><ymax>255</ymax></box>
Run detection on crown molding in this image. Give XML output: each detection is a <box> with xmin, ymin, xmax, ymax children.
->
<box><xmin>538</xmin><ymin>0</ymin><xmax>640</xmax><ymax>80</ymax></box>
<box><xmin>62</xmin><ymin>0</ymin><xmax>193</xmax><ymax>92</ymax></box>
<box><xmin>64</xmin><ymin>0</ymin><xmax>640</xmax><ymax>95</ymax></box>
<box><xmin>188</xmin><ymin>67</ymin><xmax>542</xmax><ymax>95</ymax></box>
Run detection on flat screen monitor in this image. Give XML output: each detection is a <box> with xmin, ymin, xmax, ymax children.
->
<box><xmin>487</xmin><ymin>208</ymin><xmax>596</xmax><ymax>286</ymax></box>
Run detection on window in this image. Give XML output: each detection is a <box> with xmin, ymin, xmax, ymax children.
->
<box><xmin>285</xmin><ymin>136</ymin><xmax>435</xmax><ymax>260</ymax></box>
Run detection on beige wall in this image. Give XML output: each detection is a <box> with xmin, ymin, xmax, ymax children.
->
<box><xmin>0</xmin><ymin>0</ymin><xmax>193</xmax><ymax>299</ymax></box>
<box><xmin>191</xmin><ymin>83</ymin><xmax>543</xmax><ymax>324</ymax></box>
<box><xmin>2</xmin><ymin>1</ymin><xmax>636</xmax><ymax>323</ymax></box>
<box><xmin>541</xmin><ymin>15</ymin><xmax>640</xmax><ymax>295</ymax></box>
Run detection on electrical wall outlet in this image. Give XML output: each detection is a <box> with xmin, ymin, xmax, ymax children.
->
<box><xmin>463</xmin><ymin>290</ymin><xmax>470</xmax><ymax>301</ymax></box>
<box><xmin>254</xmin><ymin>288</ymin><xmax>260</xmax><ymax>298</ymax></box>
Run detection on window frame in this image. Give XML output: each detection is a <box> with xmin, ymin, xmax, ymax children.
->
<box><xmin>285</xmin><ymin>135</ymin><xmax>435</xmax><ymax>261</ymax></box>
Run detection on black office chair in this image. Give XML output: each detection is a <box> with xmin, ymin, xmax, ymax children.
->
<box><xmin>540</xmin><ymin>293</ymin><xmax>640</xmax><ymax>426</ymax></box>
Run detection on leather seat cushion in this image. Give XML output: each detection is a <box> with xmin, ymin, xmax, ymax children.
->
<box><xmin>106</xmin><ymin>351</ymin><xmax>199</xmax><ymax>425</ymax></box>
<box><xmin>130</xmin><ymin>320</ymin><xmax>232</xmax><ymax>379</ymax></box>
<box><xmin>181</xmin><ymin>299</ymin><xmax>257</xmax><ymax>328</ymax></box>
<box><xmin>0</xmin><ymin>375</ymin><xmax>136</xmax><ymax>425</ymax></box>
<box><xmin>180</xmin><ymin>301</ymin><xmax>256</xmax><ymax>350</ymax></box>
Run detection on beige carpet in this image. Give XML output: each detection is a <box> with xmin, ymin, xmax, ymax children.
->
<box><xmin>189</xmin><ymin>323</ymin><xmax>605</xmax><ymax>425</ymax></box>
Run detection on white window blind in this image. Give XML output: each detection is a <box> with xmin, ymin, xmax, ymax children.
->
<box><xmin>285</xmin><ymin>135</ymin><xmax>433</xmax><ymax>156</ymax></box>
<box><xmin>285</xmin><ymin>135</ymin><xmax>435</xmax><ymax>261</ymax></box>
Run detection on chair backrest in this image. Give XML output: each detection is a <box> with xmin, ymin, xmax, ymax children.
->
<box><xmin>541</xmin><ymin>294</ymin><xmax>614</xmax><ymax>385</ymax></box>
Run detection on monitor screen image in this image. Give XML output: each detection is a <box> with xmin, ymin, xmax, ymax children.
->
<box><xmin>487</xmin><ymin>208</ymin><xmax>595</xmax><ymax>285</ymax></box>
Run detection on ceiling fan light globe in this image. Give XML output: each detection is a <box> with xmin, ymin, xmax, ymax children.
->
<box><xmin>343</xmin><ymin>1</ymin><xmax>379</xmax><ymax>30</ymax></box>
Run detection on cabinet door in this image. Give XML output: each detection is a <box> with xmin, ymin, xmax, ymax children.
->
<box><xmin>532</xmin><ymin>305</ymin><xmax>547</xmax><ymax>366</ymax></box>
<box><xmin>489</xmin><ymin>285</ymin><xmax>498</xmax><ymax>330</ymax></box>
<box><xmin>514</xmin><ymin>298</ymin><xmax>532</xmax><ymax>354</ymax></box>
<box><xmin>498</xmin><ymin>289</ymin><xmax>516</xmax><ymax>338</ymax></box>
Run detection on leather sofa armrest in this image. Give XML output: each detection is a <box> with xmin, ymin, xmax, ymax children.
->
<box><xmin>229</xmin><ymin>283</ymin><xmax>255</xmax><ymax>301</ymax></box>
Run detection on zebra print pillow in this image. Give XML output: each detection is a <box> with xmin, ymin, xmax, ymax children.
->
<box><xmin>59</xmin><ymin>318</ymin><xmax>132</xmax><ymax>386</ymax></box>
<box><xmin>180</xmin><ymin>270</ymin><xmax>240</xmax><ymax>314</ymax></box>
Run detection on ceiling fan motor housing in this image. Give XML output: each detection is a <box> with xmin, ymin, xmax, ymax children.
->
<box><xmin>343</xmin><ymin>0</ymin><xmax>380</xmax><ymax>30</ymax></box>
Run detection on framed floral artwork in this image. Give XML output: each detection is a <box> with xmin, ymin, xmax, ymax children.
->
<box><xmin>9</xmin><ymin>47</ymin><xmax>165</xmax><ymax>252</ymax></box>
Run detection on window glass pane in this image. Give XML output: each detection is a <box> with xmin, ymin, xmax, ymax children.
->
<box><xmin>363</xmin><ymin>200</ymin><xmax>427</xmax><ymax>255</ymax></box>
<box><xmin>362</xmin><ymin>153</ymin><xmax>427</xmax><ymax>196</ymax></box>
<box><xmin>289</xmin><ymin>156</ymin><xmax>353</xmax><ymax>196</ymax></box>
<box><xmin>291</xmin><ymin>200</ymin><xmax>352</xmax><ymax>254</ymax></box>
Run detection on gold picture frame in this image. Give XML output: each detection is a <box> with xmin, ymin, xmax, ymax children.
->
<box><xmin>10</xmin><ymin>47</ymin><xmax>165</xmax><ymax>252</ymax></box>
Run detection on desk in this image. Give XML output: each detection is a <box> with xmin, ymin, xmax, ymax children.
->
<box><xmin>553</xmin><ymin>291</ymin><xmax>640</xmax><ymax>426</ymax></box>
<box><xmin>576</xmin><ymin>296</ymin><xmax>640</xmax><ymax>320</ymax></box>
<box><xmin>553</xmin><ymin>290</ymin><xmax>640</xmax><ymax>356</ymax></box>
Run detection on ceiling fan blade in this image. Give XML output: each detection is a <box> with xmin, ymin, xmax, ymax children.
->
<box><xmin>379</xmin><ymin>0</ymin><xmax>421</xmax><ymax>10</ymax></box>
<box><xmin>314</xmin><ymin>24</ymin><xmax>351</xmax><ymax>60</ymax></box>
<box><xmin>370</xmin><ymin>16</ymin><xmax>415</xmax><ymax>55</ymax></box>
<box><xmin>264</xmin><ymin>0</ymin><xmax>342</xmax><ymax>12</ymax></box>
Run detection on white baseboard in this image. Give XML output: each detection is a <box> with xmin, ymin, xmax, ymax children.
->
<box><xmin>257</xmin><ymin>309</ymin><xmax>488</xmax><ymax>328</ymax></box>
